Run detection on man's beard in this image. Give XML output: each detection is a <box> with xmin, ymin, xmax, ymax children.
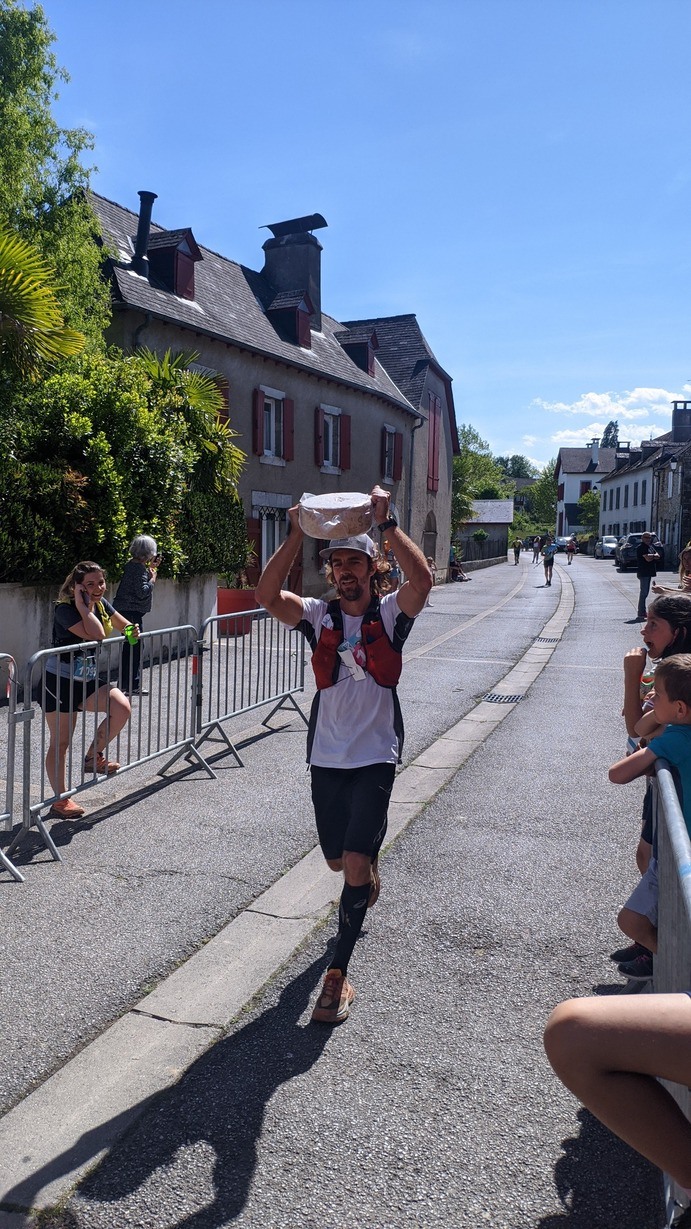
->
<box><xmin>336</xmin><ymin>577</ymin><xmax>365</xmax><ymax>601</ymax></box>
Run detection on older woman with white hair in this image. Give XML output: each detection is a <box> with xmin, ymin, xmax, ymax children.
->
<box><xmin>113</xmin><ymin>534</ymin><xmax>159</xmax><ymax>695</ymax></box>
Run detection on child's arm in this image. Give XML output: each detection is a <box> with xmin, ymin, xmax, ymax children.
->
<box><xmin>609</xmin><ymin>746</ymin><xmax>657</xmax><ymax>784</ymax></box>
<box><xmin>634</xmin><ymin>709</ymin><xmax>664</xmax><ymax>741</ymax></box>
<box><xmin>622</xmin><ymin>647</ymin><xmax>647</xmax><ymax>736</ymax></box>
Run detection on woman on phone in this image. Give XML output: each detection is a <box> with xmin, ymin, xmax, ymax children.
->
<box><xmin>113</xmin><ymin>535</ymin><xmax>159</xmax><ymax>695</ymax></box>
<box><xmin>41</xmin><ymin>561</ymin><xmax>136</xmax><ymax>819</ymax></box>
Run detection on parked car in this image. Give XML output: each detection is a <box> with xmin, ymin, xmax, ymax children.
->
<box><xmin>594</xmin><ymin>535</ymin><xmax>618</xmax><ymax>559</ymax></box>
<box><xmin>555</xmin><ymin>536</ymin><xmax>571</xmax><ymax>552</ymax></box>
<box><xmin>615</xmin><ymin>532</ymin><xmax>665</xmax><ymax>571</ymax></box>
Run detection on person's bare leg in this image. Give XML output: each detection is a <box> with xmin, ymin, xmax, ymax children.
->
<box><xmin>82</xmin><ymin>686</ymin><xmax>131</xmax><ymax>761</ymax></box>
<box><xmin>636</xmin><ymin>837</ymin><xmax>652</xmax><ymax>874</ymax></box>
<box><xmin>545</xmin><ymin>994</ymin><xmax>691</xmax><ymax>1187</ymax></box>
<box><xmin>44</xmin><ymin>710</ymin><xmax>78</xmax><ymax>796</ymax></box>
<box><xmin>617</xmin><ymin>905</ymin><xmax>658</xmax><ymax>953</ymax></box>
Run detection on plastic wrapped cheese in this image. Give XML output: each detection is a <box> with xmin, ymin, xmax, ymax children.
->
<box><xmin>298</xmin><ymin>491</ymin><xmax>374</xmax><ymax>539</ymax></box>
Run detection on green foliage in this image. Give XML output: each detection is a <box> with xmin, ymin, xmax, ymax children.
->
<box><xmin>495</xmin><ymin>453</ymin><xmax>539</xmax><ymax>479</ymax></box>
<box><xmin>0</xmin><ymin>0</ymin><xmax>110</xmax><ymax>346</ymax></box>
<box><xmin>452</xmin><ymin>423</ymin><xmax>513</xmax><ymax>534</ymax></box>
<box><xmin>0</xmin><ymin>350</ymin><xmax>247</xmax><ymax>582</ymax></box>
<box><xmin>577</xmin><ymin>488</ymin><xmax>601</xmax><ymax>535</ymax></box>
<box><xmin>600</xmin><ymin>420</ymin><xmax>619</xmax><ymax>448</ymax></box>
<box><xmin>0</xmin><ymin>222</ymin><xmax>85</xmax><ymax>376</ymax></box>
<box><xmin>472</xmin><ymin>529</ymin><xmax>488</xmax><ymax>542</ymax></box>
<box><xmin>523</xmin><ymin>458</ymin><xmax>558</xmax><ymax>526</ymax></box>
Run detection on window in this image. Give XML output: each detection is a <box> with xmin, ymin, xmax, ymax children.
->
<box><xmin>252</xmin><ymin>387</ymin><xmax>294</xmax><ymax>462</ymax></box>
<box><xmin>427</xmin><ymin>392</ymin><xmax>442</xmax><ymax>492</ymax></box>
<box><xmin>615</xmin><ymin>488</ymin><xmax>621</xmax><ymax>509</ymax></box>
<box><xmin>579</xmin><ymin>480</ymin><xmax>591</xmax><ymax>498</ymax></box>
<box><xmin>641</xmin><ymin>479</ymin><xmax>647</xmax><ymax>505</ymax></box>
<box><xmin>624</xmin><ymin>484</ymin><xmax>629</xmax><ymax>508</ymax></box>
<box><xmin>557</xmin><ymin>483</ymin><xmax>564</xmax><ymax>501</ymax></box>
<box><xmin>314</xmin><ymin>405</ymin><xmax>351</xmax><ymax>471</ymax></box>
<box><xmin>609</xmin><ymin>489</ymin><xmax>614</xmax><ymax>511</ymax></box>
<box><xmin>633</xmin><ymin>481</ymin><xmax>638</xmax><ymax>506</ymax></box>
<box><xmin>381</xmin><ymin>425</ymin><xmax>403</xmax><ymax>483</ymax></box>
<box><xmin>668</xmin><ymin>470</ymin><xmax>674</xmax><ymax>498</ymax></box>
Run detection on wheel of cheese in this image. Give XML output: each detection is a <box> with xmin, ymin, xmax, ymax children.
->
<box><xmin>298</xmin><ymin>491</ymin><xmax>373</xmax><ymax>539</ymax></box>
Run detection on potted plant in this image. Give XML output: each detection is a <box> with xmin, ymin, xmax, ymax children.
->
<box><xmin>217</xmin><ymin>539</ymin><xmax>259</xmax><ymax>635</ymax></box>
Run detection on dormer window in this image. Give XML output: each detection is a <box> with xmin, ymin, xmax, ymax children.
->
<box><xmin>146</xmin><ymin>228</ymin><xmax>202</xmax><ymax>300</ymax></box>
<box><xmin>335</xmin><ymin>327</ymin><xmax>378</xmax><ymax>376</ymax></box>
<box><xmin>265</xmin><ymin>290</ymin><xmax>314</xmax><ymax>349</ymax></box>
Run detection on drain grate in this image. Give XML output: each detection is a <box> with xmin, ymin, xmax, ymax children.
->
<box><xmin>483</xmin><ymin>692</ymin><xmax>523</xmax><ymax>704</ymax></box>
<box><xmin>535</xmin><ymin>636</ymin><xmax>559</xmax><ymax>644</ymax></box>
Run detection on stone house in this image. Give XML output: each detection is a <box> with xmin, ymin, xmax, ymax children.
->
<box><xmin>555</xmin><ymin>440</ymin><xmax>618</xmax><ymax>537</ymax></box>
<box><xmin>91</xmin><ymin>191</ymin><xmax>459</xmax><ymax>594</ymax></box>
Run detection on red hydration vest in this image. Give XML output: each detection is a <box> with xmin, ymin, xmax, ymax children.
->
<box><xmin>309</xmin><ymin>598</ymin><xmax>403</xmax><ymax>690</ymax></box>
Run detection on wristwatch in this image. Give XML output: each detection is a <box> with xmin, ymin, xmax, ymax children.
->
<box><xmin>379</xmin><ymin>515</ymin><xmax>398</xmax><ymax>532</ymax></box>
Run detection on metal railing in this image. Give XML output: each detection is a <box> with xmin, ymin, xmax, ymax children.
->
<box><xmin>0</xmin><ymin>654</ymin><xmax>23</xmax><ymax>881</ymax></box>
<box><xmin>195</xmin><ymin>609</ymin><xmax>307</xmax><ymax>764</ymax></box>
<box><xmin>6</xmin><ymin>628</ymin><xmax>214</xmax><ymax>865</ymax></box>
<box><xmin>652</xmin><ymin>764</ymin><xmax>691</xmax><ymax>1225</ymax></box>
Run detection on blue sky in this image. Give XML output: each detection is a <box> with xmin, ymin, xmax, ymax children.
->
<box><xmin>40</xmin><ymin>0</ymin><xmax>691</xmax><ymax>467</ymax></box>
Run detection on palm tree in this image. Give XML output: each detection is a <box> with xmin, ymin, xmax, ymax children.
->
<box><xmin>0</xmin><ymin>224</ymin><xmax>85</xmax><ymax>377</ymax></box>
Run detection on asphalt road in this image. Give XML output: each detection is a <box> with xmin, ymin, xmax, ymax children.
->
<box><xmin>0</xmin><ymin>552</ymin><xmax>673</xmax><ymax>1227</ymax></box>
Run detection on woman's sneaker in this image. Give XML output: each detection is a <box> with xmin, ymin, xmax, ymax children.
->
<box><xmin>617</xmin><ymin>952</ymin><xmax>654</xmax><ymax>981</ymax></box>
<box><xmin>609</xmin><ymin>941</ymin><xmax>648</xmax><ymax>964</ymax></box>
<box><xmin>48</xmin><ymin>798</ymin><xmax>85</xmax><ymax>820</ymax></box>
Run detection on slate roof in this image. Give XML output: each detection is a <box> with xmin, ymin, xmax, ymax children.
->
<box><xmin>556</xmin><ymin>447</ymin><xmax>619</xmax><ymax>476</ymax></box>
<box><xmin>342</xmin><ymin>313</ymin><xmax>459</xmax><ymax>451</ymax></box>
<box><xmin>465</xmin><ymin>499</ymin><xmax>514</xmax><ymax>525</ymax></box>
<box><xmin>599</xmin><ymin>438</ymin><xmax>679</xmax><ymax>480</ymax></box>
<box><xmin>90</xmin><ymin>192</ymin><xmax>418</xmax><ymax>417</ymax></box>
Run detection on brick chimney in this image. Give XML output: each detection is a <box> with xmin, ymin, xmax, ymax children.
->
<box><xmin>672</xmin><ymin>400</ymin><xmax>691</xmax><ymax>443</ymax></box>
<box><xmin>261</xmin><ymin>213</ymin><xmax>327</xmax><ymax>332</ymax></box>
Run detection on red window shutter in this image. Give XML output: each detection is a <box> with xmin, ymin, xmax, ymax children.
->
<box><xmin>297</xmin><ymin>309</ymin><xmax>311</xmax><ymax>348</ymax></box>
<box><xmin>340</xmin><ymin>413</ymin><xmax>351</xmax><ymax>470</ymax></box>
<box><xmin>427</xmin><ymin>396</ymin><xmax>440</xmax><ymax>492</ymax></box>
<box><xmin>314</xmin><ymin>406</ymin><xmax>325</xmax><ymax>466</ymax></box>
<box><xmin>175</xmin><ymin>251</ymin><xmax>195</xmax><ymax>300</ymax></box>
<box><xmin>252</xmin><ymin>389</ymin><xmax>265</xmax><ymax>455</ymax></box>
<box><xmin>393</xmin><ymin>431</ymin><xmax>403</xmax><ymax>481</ymax></box>
<box><xmin>283</xmin><ymin>398</ymin><xmax>294</xmax><ymax>461</ymax></box>
<box><xmin>380</xmin><ymin>426</ymin><xmax>388</xmax><ymax>478</ymax></box>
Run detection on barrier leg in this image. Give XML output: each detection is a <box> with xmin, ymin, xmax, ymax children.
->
<box><xmin>7</xmin><ymin>805</ymin><xmax>63</xmax><ymax>863</ymax></box>
<box><xmin>193</xmin><ymin>722</ymin><xmax>244</xmax><ymax>767</ymax></box>
<box><xmin>0</xmin><ymin>843</ymin><xmax>24</xmax><ymax>882</ymax></box>
<box><xmin>158</xmin><ymin>739</ymin><xmax>217</xmax><ymax>779</ymax></box>
<box><xmin>261</xmin><ymin>692</ymin><xmax>309</xmax><ymax>729</ymax></box>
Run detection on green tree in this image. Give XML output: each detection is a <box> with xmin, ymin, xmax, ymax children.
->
<box><xmin>577</xmin><ymin>488</ymin><xmax>601</xmax><ymax>536</ymax></box>
<box><xmin>495</xmin><ymin>453</ymin><xmax>539</xmax><ymax>479</ymax></box>
<box><xmin>452</xmin><ymin>423</ymin><xmax>512</xmax><ymax>534</ymax></box>
<box><xmin>0</xmin><ymin>223</ymin><xmax>84</xmax><ymax>377</ymax></box>
<box><xmin>0</xmin><ymin>0</ymin><xmax>110</xmax><ymax>346</ymax></box>
<box><xmin>0</xmin><ymin>350</ymin><xmax>247</xmax><ymax>582</ymax></box>
<box><xmin>600</xmin><ymin>420</ymin><xmax>619</xmax><ymax>448</ymax></box>
<box><xmin>525</xmin><ymin>458</ymin><xmax>558</xmax><ymax>526</ymax></box>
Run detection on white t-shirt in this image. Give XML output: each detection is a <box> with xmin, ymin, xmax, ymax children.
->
<box><xmin>299</xmin><ymin>593</ymin><xmax>412</xmax><ymax>768</ymax></box>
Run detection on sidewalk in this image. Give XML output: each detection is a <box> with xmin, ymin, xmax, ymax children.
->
<box><xmin>0</xmin><ymin>558</ymin><xmax>667</xmax><ymax>1227</ymax></box>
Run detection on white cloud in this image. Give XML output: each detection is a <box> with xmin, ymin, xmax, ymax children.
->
<box><xmin>522</xmin><ymin>434</ymin><xmax>537</xmax><ymax>447</ymax></box>
<box><xmin>534</xmin><ymin>387</ymin><xmax>677</xmax><ymax>420</ymax></box>
<box><xmin>550</xmin><ymin>422</ymin><xmax>666</xmax><ymax>447</ymax></box>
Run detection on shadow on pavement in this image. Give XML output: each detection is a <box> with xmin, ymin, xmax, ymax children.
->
<box><xmin>536</xmin><ymin>1107</ymin><xmax>666</xmax><ymax>1229</ymax></box>
<box><xmin>54</xmin><ymin>954</ymin><xmax>333</xmax><ymax>1227</ymax></box>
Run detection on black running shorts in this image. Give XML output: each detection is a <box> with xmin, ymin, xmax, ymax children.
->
<box><xmin>310</xmin><ymin>762</ymin><xmax>396</xmax><ymax>860</ymax></box>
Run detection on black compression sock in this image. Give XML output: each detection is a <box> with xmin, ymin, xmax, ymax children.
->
<box><xmin>331</xmin><ymin>881</ymin><xmax>370</xmax><ymax>976</ymax></box>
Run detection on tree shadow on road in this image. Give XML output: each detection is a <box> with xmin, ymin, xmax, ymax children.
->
<box><xmin>536</xmin><ymin>1107</ymin><xmax>666</xmax><ymax>1229</ymax></box>
<box><xmin>70</xmin><ymin>953</ymin><xmax>333</xmax><ymax>1227</ymax></box>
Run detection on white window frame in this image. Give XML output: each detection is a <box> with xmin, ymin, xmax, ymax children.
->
<box><xmin>383</xmin><ymin>423</ymin><xmax>396</xmax><ymax>484</ymax></box>
<box><xmin>260</xmin><ymin>384</ymin><xmax>286</xmax><ymax>466</ymax></box>
<box><xmin>320</xmin><ymin>403</ymin><xmax>341</xmax><ymax>473</ymax></box>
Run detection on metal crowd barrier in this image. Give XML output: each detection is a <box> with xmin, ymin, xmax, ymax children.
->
<box><xmin>196</xmin><ymin>608</ymin><xmax>307</xmax><ymax>764</ymax></box>
<box><xmin>6</xmin><ymin>627</ymin><xmax>214</xmax><ymax>864</ymax></box>
<box><xmin>652</xmin><ymin>765</ymin><xmax>691</xmax><ymax>1226</ymax></box>
<box><xmin>0</xmin><ymin>654</ymin><xmax>24</xmax><ymax>881</ymax></box>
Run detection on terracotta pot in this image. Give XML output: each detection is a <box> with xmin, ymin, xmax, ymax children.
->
<box><xmin>216</xmin><ymin>588</ymin><xmax>258</xmax><ymax>636</ymax></box>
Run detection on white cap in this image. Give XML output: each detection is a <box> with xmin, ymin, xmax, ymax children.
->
<box><xmin>319</xmin><ymin>534</ymin><xmax>377</xmax><ymax>561</ymax></box>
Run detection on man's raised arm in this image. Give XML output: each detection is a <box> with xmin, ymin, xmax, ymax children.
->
<box><xmin>255</xmin><ymin>506</ymin><xmax>305</xmax><ymax>627</ymax></box>
<box><xmin>371</xmin><ymin>486</ymin><xmax>433</xmax><ymax>617</ymax></box>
